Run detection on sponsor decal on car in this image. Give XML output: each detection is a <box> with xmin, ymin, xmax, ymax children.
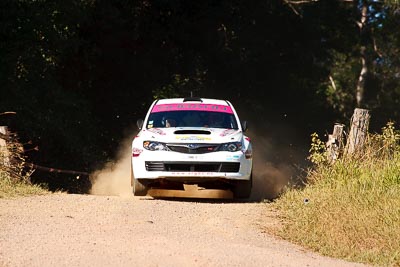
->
<box><xmin>175</xmin><ymin>135</ymin><xmax>212</xmax><ymax>141</ymax></box>
<box><xmin>170</xmin><ymin>172</ymin><xmax>215</xmax><ymax>176</ymax></box>
<box><xmin>220</xmin><ymin>129</ymin><xmax>239</xmax><ymax>137</ymax></box>
<box><xmin>181</xmin><ymin>155</ymin><xmax>206</xmax><ymax>160</ymax></box>
<box><xmin>132</xmin><ymin>148</ymin><xmax>143</xmax><ymax>157</ymax></box>
<box><xmin>147</xmin><ymin>128</ymin><xmax>166</xmax><ymax>135</ymax></box>
<box><xmin>226</xmin><ymin>155</ymin><xmax>241</xmax><ymax>161</ymax></box>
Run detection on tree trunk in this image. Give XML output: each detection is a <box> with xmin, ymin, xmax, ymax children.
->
<box><xmin>356</xmin><ymin>1</ymin><xmax>369</xmax><ymax>107</ymax></box>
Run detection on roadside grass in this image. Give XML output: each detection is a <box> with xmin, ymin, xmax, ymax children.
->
<box><xmin>0</xmin><ymin>171</ymin><xmax>49</xmax><ymax>198</ymax></box>
<box><xmin>273</xmin><ymin>126</ymin><xmax>400</xmax><ymax>266</ymax></box>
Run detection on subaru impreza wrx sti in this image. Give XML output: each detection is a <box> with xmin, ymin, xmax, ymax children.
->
<box><xmin>131</xmin><ymin>97</ymin><xmax>253</xmax><ymax>198</ymax></box>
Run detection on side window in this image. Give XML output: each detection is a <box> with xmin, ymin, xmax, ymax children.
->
<box><xmin>147</xmin><ymin>113</ymin><xmax>162</xmax><ymax>128</ymax></box>
<box><xmin>229</xmin><ymin>116</ymin><xmax>237</xmax><ymax>129</ymax></box>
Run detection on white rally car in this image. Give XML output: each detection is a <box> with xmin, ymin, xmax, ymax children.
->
<box><xmin>131</xmin><ymin>97</ymin><xmax>253</xmax><ymax>198</ymax></box>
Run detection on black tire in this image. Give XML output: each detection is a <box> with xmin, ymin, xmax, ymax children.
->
<box><xmin>233</xmin><ymin>174</ymin><xmax>252</xmax><ymax>199</ymax></box>
<box><xmin>131</xmin><ymin>165</ymin><xmax>148</xmax><ymax>196</ymax></box>
<box><xmin>133</xmin><ymin>178</ymin><xmax>148</xmax><ymax>196</ymax></box>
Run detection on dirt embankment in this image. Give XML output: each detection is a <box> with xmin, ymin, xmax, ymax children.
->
<box><xmin>0</xmin><ymin>194</ymin><xmax>367</xmax><ymax>267</ymax></box>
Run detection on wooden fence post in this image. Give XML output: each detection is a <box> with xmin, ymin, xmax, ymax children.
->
<box><xmin>0</xmin><ymin>126</ymin><xmax>10</xmax><ymax>167</ymax></box>
<box><xmin>346</xmin><ymin>108</ymin><xmax>370</xmax><ymax>155</ymax></box>
<box><xmin>326</xmin><ymin>123</ymin><xmax>345</xmax><ymax>162</ymax></box>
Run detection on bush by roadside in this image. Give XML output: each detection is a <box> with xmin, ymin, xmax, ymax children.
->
<box><xmin>273</xmin><ymin>123</ymin><xmax>400</xmax><ymax>266</ymax></box>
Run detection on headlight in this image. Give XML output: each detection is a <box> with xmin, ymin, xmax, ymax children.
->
<box><xmin>218</xmin><ymin>142</ymin><xmax>243</xmax><ymax>152</ymax></box>
<box><xmin>143</xmin><ymin>141</ymin><xmax>169</xmax><ymax>151</ymax></box>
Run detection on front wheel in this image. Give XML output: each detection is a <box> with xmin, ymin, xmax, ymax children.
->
<box><xmin>232</xmin><ymin>174</ymin><xmax>252</xmax><ymax>199</ymax></box>
<box><xmin>133</xmin><ymin>178</ymin><xmax>148</xmax><ymax>196</ymax></box>
<box><xmin>131</xmin><ymin>165</ymin><xmax>148</xmax><ymax>196</ymax></box>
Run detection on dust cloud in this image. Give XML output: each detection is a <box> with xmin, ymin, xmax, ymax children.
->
<box><xmin>90</xmin><ymin>137</ymin><xmax>133</xmax><ymax>198</ymax></box>
<box><xmin>248</xmin><ymin>126</ymin><xmax>307</xmax><ymax>201</ymax></box>
<box><xmin>251</xmin><ymin>158</ymin><xmax>293</xmax><ymax>200</ymax></box>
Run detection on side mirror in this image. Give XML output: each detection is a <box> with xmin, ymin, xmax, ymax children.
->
<box><xmin>241</xmin><ymin>121</ymin><xmax>248</xmax><ymax>132</ymax></box>
<box><xmin>137</xmin><ymin>119</ymin><xmax>144</xmax><ymax>130</ymax></box>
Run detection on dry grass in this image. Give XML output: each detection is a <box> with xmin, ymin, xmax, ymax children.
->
<box><xmin>0</xmin><ymin>171</ymin><xmax>49</xmax><ymax>198</ymax></box>
<box><xmin>274</xmin><ymin>127</ymin><xmax>400</xmax><ymax>266</ymax></box>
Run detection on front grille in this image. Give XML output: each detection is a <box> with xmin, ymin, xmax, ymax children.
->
<box><xmin>145</xmin><ymin>162</ymin><xmax>165</xmax><ymax>171</ymax></box>
<box><xmin>167</xmin><ymin>143</ymin><xmax>219</xmax><ymax>154</ymax></box>
<box><xmin>145</xmin><ymin>161</ymin><xmax>240</xmax><ymax>173</ymax></box>
<box><xmin>220</xmin><ymin>163</ymin><xmax>241</xmax><ymax>172</ymax></box>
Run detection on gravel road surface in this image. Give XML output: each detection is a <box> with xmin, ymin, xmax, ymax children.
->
<box><xmin>0</xmin><ymin>194</ymin><xmax>366</xmax><ymax>267</ymax></box>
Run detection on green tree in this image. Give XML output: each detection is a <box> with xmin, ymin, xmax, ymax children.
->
<box><xmin>0</xmin><ymin>0</ymin><xmax>100</xmax><ymax>170</ymax></box>
<box><xmin>285</xmin><ymin>0</ymin><xmax>400</xmax><ymax>125</ymax></box>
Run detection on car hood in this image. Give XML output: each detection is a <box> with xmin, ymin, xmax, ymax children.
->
<box><xmin>140</xmin><ymin>127</ymin><xmax>243</xmax><ymax>143</ymax></box>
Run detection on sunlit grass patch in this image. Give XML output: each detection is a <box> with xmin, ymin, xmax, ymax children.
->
<box><xmin>0</xmin><ymin>171</ymin><xmax>48</xmax><ymax>198</ymax></box>
<box><xmin>274</xmin><ymin>125</ymin><xmax>400</xmax><ymax>266</ymax></box>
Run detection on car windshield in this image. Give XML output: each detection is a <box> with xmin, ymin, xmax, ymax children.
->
<box><xmin>146</xmin><ymin>110</ymin><xmax>238</xmax><ymax>129</ymax></box>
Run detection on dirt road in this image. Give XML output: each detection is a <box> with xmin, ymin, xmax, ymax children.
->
<box><xmin>0</xmin><ymin>194</ymin><xmax>365</xmax><ymax>267</ymax></box>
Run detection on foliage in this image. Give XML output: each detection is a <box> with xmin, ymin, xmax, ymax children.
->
<box><xmin>298</xmin><ymin>1</ymin><xmax>400</xmax><ymax>123</ymax></box>
<box><xmin>380</xmin><ymin>122</ymin><xmax>400</xmax><ymax>147</ymax></box>
<box><xmin>368</xmin><ymin>121</ymin><xmax>400</xmax><ymax>161</ymax></box>
<box><xmin>152</xmin><ymin>72</ymin><xmax>205</xmax><ymax>99</ymax></box>
<box><xmin>0</xmin><ymin>0</ymin><xmax>102</xmax><ymax>171</ymax></box>
<box><xmin>308</xmin><ymin>133</ymin><xmax>327</xmax><ymax>165</ymax></box>
<box><xmin>274</xmin><ymin>123</ymin><xmax>400</xmax><ymax>266</ymax></box>
<box><xmin>319</xmin><ymin>52</ymin><xmax>359</xmax><ymax>119</ymax></box>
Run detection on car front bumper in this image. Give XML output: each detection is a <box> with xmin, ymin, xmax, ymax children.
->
<box><xmin>132</xmin><ymin>150</ymin><xmax>252</xmax><ymax>181</ymax></box>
